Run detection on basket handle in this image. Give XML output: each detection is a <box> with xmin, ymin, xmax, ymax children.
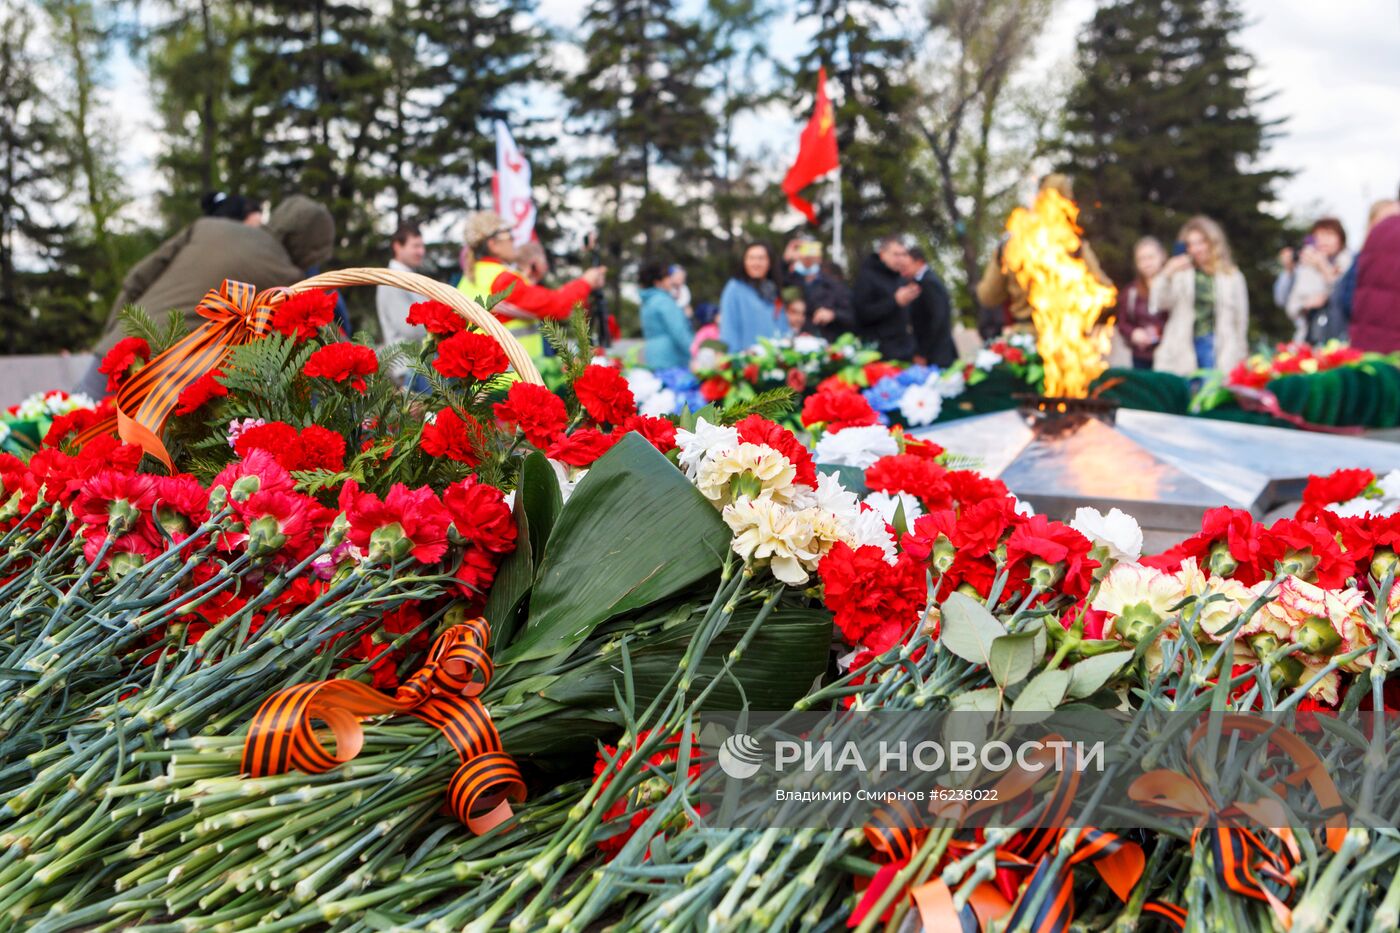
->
<box><xmin>289</xmin><ymin>267</ymin><xmax>544</xmax><ymax>386</ymax></box>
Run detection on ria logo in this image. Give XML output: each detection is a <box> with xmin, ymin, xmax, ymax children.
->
<box><xmin>717</xmin><ymin>733</ymin><xmax>764</xmax><ymax>779</ymax></box>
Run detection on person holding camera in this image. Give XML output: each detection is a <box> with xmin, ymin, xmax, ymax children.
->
<box><xmin>1274</xmin><ymin>218</ymin><xmax>1351</xmax><ymax>344</ymax></box>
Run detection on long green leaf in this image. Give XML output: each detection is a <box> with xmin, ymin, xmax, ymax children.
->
<box><xmin>495</xmin><ymin>434</ymin><xmax>731</xmax><ymax>667</ymax></box>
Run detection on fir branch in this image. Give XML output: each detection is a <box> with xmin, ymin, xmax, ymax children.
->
<box><xmin>118</xmin><ymin>305</ymin><xmax>186</xmax><ymax>354</ymax></box>
<box><xmin>715</xmin><ymin>387</ymin><xmax>796</xmax><ymax>424</ymax></box>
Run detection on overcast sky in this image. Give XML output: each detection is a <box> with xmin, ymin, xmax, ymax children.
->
<box><xmin>112</xmin><ymin>0</ymin><xmax>1400</xmax><ymax>244</ymax></box>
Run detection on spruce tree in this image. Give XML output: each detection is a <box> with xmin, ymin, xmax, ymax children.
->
<box><xmin>795</xmin><ymin>0</ymin><xmax>927</xmax><ymax>267</ymax></box>
<box><xmin>0</xmin><ymin>1</ymin><xmax>79</xmax><ymax>353</ymax></box>
<box><xmin>566</xmin><ymin>0</ymin><xmax>719</xmax><ymax>321</ymax></box>
<box><xmin>1059</xmin><ymin>0</ymin><xmax>1290</xmax><ymax>334</ymax></box>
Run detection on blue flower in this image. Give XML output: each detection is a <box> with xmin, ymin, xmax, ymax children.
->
<box><xmin>677</xmin><ymin>389</ymin><xmax>707</xmax><ymax>413</ymax></box>
<box><xmin>897</xmin><ymin>365</ymin><xmax>936</xmax><ymax>386</ymax></box>
<box><xmin>862</xmin><ymin>376</ymin><xmax>905</xmax><ymax>412</ymax></box>
<box><xmin>656</xmin><ymin>367</ymin><xmax>698</xmax><ymax>391</ymax></box>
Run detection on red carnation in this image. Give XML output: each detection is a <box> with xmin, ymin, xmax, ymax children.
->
<box><xmin>339</xmin><ymin>480</ymin><xmax>451</xmax><ymax>564</ymax></box>
<box><xmin>443</xmin><ymin>476</ymin><xmax>516</xmax><ymax>554</ymax></box>
<box><xmin>43</xmin><ymin>400</ymin><xmax>109</xmax><ymax>448</ymax></box>
<box><xmin>1264</xmin><ymin>517</ymin><xmax>1349</xmax><ymax>589</ymax></box>
<box><xmin>862</xmin><ymin>362</ymin><xmax>902</xmax><ymax>385</ymax></box>
<box><xmin>699</xmin><ymin>376</ymin><xmax>731</xmax><ymax>402</ymax></box>
<box><xmin>174</xmin><ymin>369</ymin><xmax>228</xmax><ymax>416</ymax></box>
<box><xmin>619</xmin><ymin>415</ymin><xmax>678</xmax><ymax>455</ymax></box>
<box><xmin>406</xmin><ymin>300</ymin><xmax>467</xmax><ymax>337</ymax></box>
<box><xmin>865</xmin><ymin>454</ymin><xmax>952</xmax><ymax>511</ymax></box>
<box><xmin>297</xmin><ymin>425</ymin><xmax>347</xmax><ymax>472</ymax></box>
<box><xmin>303</xmin><ymin>343</ymin><xmax>379</xmax><ymax>391</ymax></box>
<box><xmin>433</xmin><ymin>331</ymin><xmax>510</xmax><ymax>381</ymax></box>
<box><xmin>742</xmin><ymin>362</ymin><xmax>760</xmax><ymax>383</ymax></box>
<box><xmin>98</xmin><ymin>337</ymin><xmax>151</xmax><ymax>393</ymax></box>
<box><xmin>593</xmin><ymin>730</ymin><xmax>704</xmax><ymax>859</ymax></box>
<box><xmin>1302</xmin><ymin>468</ymin><xmax>1374</xmax><ymax>506</ymax></box>
<box><xmin>493</xmin><ymin>382</ymin><xmax>568</xmax><ymax>448</ymax></box>
<box><xmin>1145</xmin><ymin>506</ymin><xmax>1268</xmax><ymax>584</ymax></box>
<box><xmin>420</xmin><ymin>408</ymin><xmax>486</xmax><ymax>465</ymax></box>
<box><xmin>801</xmin><ymin>388</ymin><xmax>879</xmax><ymax>432</ymax></box>
<box><xmin>902</xmin><ymin>437</ymin><xmax>945</xmax><ymax>460</ymax></box>
<box><xmin>1006</xmin><ymin>515</ymin><xmax>1098</xmax><ymax>599</ymax></box>
<box><xmin>573</xmin><ymin>365</ymin><xmax>637</xmax><ymax>425</ymax></box>
<box><xmin>73</xmin><ymin>470</ymin><xmax>157</xmax><ymax>533</ymax></box>
<box><xmin>786</xmin><ymin>368</ymin><xmax>807</xmax><ymax>392</ymax></box>
<box><xmin>946</xmin><ymin>469</ymin><xmax>1011</xmax><ymax>509</ymax></box>
<box><xmin>547</xmin><ymin>428</ymin><xmax>621</xmax><ymax>467</ymax></box>
<box><xmin>734</xmin><ymin>415</ymin><xmax>816</xmax><ymax>487</ymax></box>
<box><xmin>271</xmin><ymin>290</ymin><xmax>337</xmax><ymax>340</ymax></box>
<box><xmin>213</xmin><ymin>449</ymin><xmax>296</xmax><ymax>498</ymax></box>
<box><xmin>234</xmin><ymin>421</ymin><xmax>301</xmax><ymax>465</ymax></box>
<box><xmin>818</xmin><ymin>543</ymin><xmax>925</xmax><ymax>651</ymax></box>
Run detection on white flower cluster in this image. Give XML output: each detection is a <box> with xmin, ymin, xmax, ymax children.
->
<box><xmin>675</xmin><ymin>417</ymin><xmax>895</xmax><ymax>584</ymax></box>
<box><xmin>12</xmin><ymin>391</ymin><xmax>96</xmax><ymax>421</ymax></box>
<box><xmin>624</xmin><ymin>369</ymin><xmax>678</xmax><ymax>419</ymax></box>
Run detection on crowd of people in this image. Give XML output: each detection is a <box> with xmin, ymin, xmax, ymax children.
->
<box><xmin>83</xmin><ymin>177</ymin><xmax>1400</xmax><ymax>394</ymax></box>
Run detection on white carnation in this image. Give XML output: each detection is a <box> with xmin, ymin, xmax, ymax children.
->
<box><xmin>864</xmin><ymin>490</ymin><xmax>924</xmax><ymax>527</ymax></box>
<box><xmin>792</xmin><ymin>334</ymin><xmax>827</xmax><ymax>354</ymax></box>
<box><xmin>722</xmin><ymin>497</ymin><xmax>822</xmax><ymax>585</ymax></box>
<box><xmin>813</xmin><ymin>424</ymin><xmax>898</xmax><ymax>469</ymax></box>
<box><xmin>695</xmin><ymin>443</ymin><xmax>797</xmax><ymax>505</ymax></box>
<box><xmin>1070</xmin><ymin>506</ymin><xmax>1144</xmax><ymax>563</ymax></box>
<box><xmin>897</xmin><ymin>384</ymin><xmax>943</xmax><ymax>426</ymax></box>
<box><xmin>675</xmin><ymin>417</ymin><xmax>739</xmax><ymax>477</ymax></box>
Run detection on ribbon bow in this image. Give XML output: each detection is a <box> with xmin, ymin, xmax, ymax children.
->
<box><xmin>76</xmin><ymin>279</ymin><xmax>286</xmax><ymax>469</ymax></box>
<box><xmin>241</xmin><ymin>617</ymin><xmax>525</xmax><ymax>834</ymax></box>
<box><xmin>853</xmin><ymin>738</ymin><xmax>1184</xmax><ymax>932</ymax></box>
<box><xmin>1128</xmin><ymin>714</ymin><xmax>1346</xmax><ymax>929</ymax></box>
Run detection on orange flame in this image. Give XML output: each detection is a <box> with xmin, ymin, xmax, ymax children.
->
<box><xmin>1002</xmin><ymin>188</ymin><xmax>1117</xmax><ymax>398</ymax></box>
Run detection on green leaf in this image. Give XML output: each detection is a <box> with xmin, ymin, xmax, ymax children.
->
<box><xmin>483</xmin><ymin>497</ymin><xmax>533</xmax><ymax>645</ymax></box>
<box><xmin>988</xmin><ymin>631</ymin><xmax>1039</xmax><ymax>688</ymax></box>
<box><xmin>518</xmin><ymin>451</ymin><xmax>562</xmax><ymax>559</ymax></box>
<box><xmin>494</xmin><ymin>434</ymin><xmax>730</xmax><ymax>668</ymax></box>
<box><xmin>939</xmin><ymin>592</ymin><xmax>1007</xmax><ymax>666</ymax></box>
<box><xmin>950</xmin><ymin>687</ymin><xmax>1002</xmax><ymax>712</ymax></box>
<box><xmin>1012</xmin><ymin>669</ymin><xmax>1071</xmax><ymax>716</ymax></box>
<box><xmin>1065</xmin><ymin>650</ymin><xmax>1136</xmax><ymax>700</ymax></box>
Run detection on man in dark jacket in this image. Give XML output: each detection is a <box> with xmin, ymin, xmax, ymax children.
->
<box><xmin>904</xmin><ymin>247</ymin><xmax>957</xmax><ymax>367</ymax></box>
<box><xmin>852</xmin><ymin>235</ymin><xmax>919</xmax><ymax>360</ymax></box>
<box><xmin>91</xmin><ymin>195</ymin><xmax>335</xmax><ymax>357</ymax></box>
<box><xmin>1349</xmin><ymin>214</ymin><xmax>1400</xmax><ymax>352</ymax></box>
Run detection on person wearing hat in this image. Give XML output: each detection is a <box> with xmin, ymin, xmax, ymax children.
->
<box><xmin>975</xmin><ymin>173</ymin><xmax>1109</xmax><ymax>335</ymax></box>
<box><xmin>457</xmin><ymin>211</ymin><xmax>606</xmax><ymax>360</ymax></box>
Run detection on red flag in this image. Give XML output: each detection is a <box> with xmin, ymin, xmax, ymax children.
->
<box><xmin>782</xmin><ymin>67</ymin><xmax>839</xmax><ymax>223</ymax></box>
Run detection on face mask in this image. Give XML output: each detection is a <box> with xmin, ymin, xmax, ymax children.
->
<box><xmin>793</xmin><ymin>262</ymin><xmax>818</xmax><ymax>277</ymax></box>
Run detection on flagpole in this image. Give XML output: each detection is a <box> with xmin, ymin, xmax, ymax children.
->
<box><xmin>831</xmin><ymin>168</ymin><xmax>845</xmax><ymax>270</ymax></box>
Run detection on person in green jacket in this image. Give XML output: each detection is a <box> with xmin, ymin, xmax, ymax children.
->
<box><xmin>639</xmin><ymin>259</ymin><xmax>692</xmax><ymax>370</ymax></box>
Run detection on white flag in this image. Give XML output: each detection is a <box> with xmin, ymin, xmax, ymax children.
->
<box><xmin>494</xmin><ymin>120</ymin><xmax>536</xmax><ymax>246</ymax></box>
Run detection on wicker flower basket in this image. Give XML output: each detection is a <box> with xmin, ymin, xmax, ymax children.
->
<box><xmin>290</xmin><ymin>267</ymin><xmax>545</xmax><ymax>386</ymax></box>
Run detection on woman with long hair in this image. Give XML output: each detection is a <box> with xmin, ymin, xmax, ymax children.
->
<box><xmin>1151</xmin><ymin>215</ymin><xmax>1248</xmax><ymax>374</ymax></box>
<box><xmin>719</xmin><ymin>242</ymin><xmax>789</xmax><ymax>352</ymax></box>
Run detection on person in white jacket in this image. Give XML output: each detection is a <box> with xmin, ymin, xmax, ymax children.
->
<box><xmin>376</xmin><ymin>222</ymin><xmax>429</xmax><ymax>387</ymax></box>
<box><xmin>1151</xmin><ymin>215</ymin><xmax>1249</xmax><ymax>376</ymax></box>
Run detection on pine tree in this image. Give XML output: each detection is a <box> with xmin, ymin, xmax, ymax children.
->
<box><xmin>794</xmin><ymin>0</ymin><xmax>927</xmax><ymax>266</ymax></box>
<box><xmin>42</xmin><ymin>0</ymin><xmax>131</xmax><ymax>312</ymax></box>
<box><xmin>1059</xmin><ymin>0</ymin><xmax>1291</xmax><ymax>335</ymax></box>
<box><xmin>0</xmin><ymin>0</ymin><xmax>79</xmax><ymax>353</ymax></box>
<box><xmin>140</xmin><ymin>0</ymin><xmax>239</xmax><ymax>228</ymax></box>
<box><xmin>566</xmin><ymin>0</ymin><xmax>720</xmax><ymax>320</ymax></box>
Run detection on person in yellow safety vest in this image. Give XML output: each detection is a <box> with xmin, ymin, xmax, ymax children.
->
<box><xmin>457</xmin><ymin>211</ymin><xmax>607</xmax><ymax>360</ymax></box>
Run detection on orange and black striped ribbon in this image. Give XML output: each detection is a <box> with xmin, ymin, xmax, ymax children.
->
<box><xmin>75</xmin><ymin>279</ymin><xmax>285</xmax><ymax>469</ymax></box>
<box><xmin>855</xmin><ymin>739</ymin><xmax>1185</xmax><ymax>932</ymax></box>
<box><xmin>240</xmin><ymin>618</ymin><xmax>525</xmax><ymax>834</ymax></box>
